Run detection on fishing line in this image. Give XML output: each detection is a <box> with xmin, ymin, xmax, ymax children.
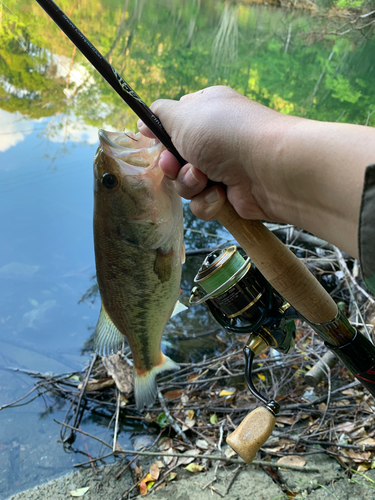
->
<box><xmin>0</xmin><ymin>1</ymin><xmax>118</xmax><ymax>126</ymax></box>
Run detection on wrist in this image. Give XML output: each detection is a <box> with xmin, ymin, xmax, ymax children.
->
<box><xmin>240</xmin><ymin>107</ymin><xmax>299</xmax><ymax>223</ymax></box>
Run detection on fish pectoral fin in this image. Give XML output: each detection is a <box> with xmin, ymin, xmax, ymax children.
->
<box><xmin>94</xmin><ymin>304</ymin><xmax>124</xmax><ymax>357</ymax></box>
<box><xmin>154</xmin><ymin>247</ymin><xmax>173</xmax><ymax>283</ymax></box>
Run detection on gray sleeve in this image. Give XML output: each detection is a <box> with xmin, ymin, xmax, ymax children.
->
<box><xmin>359</xmin><ymin>164</ymin><xmax>375</xmax><ymax>295</ymax></box>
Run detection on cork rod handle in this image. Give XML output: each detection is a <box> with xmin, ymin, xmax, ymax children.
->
<box><xmin>216</xmin><ymin>200</ymin><xmax>337</xmax><ymax>324</ymax></box>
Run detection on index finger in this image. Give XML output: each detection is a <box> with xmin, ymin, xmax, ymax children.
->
<box><xmin>137</xmin><ymin>118</ymin><xmax>156</xmax><ymax>138</ymax></box>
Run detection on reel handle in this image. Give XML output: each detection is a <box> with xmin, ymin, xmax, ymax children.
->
<box><xmin>216</xmin><ymin>200</ymin><xmax>337</xmax><ymax>324</ymax></box>
<box><xmin>226</xmin><ymin>407</ymin><xmax>276</xmax><ymax>463</ymax></box>
<box><xmin>217</xmin><ymin>201</ymin><xmax>339</xmax><ymax>460</ymax></box>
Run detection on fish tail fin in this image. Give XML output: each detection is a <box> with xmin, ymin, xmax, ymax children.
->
<box><xmin>93</xmin><ymin>304</ymin><xmax>124</xmax><ymax>357</ymax></box>
<box><xmin>134</xmin><ymin>354</ymin><xmax>180</xmax><ymax>410</ymax></box>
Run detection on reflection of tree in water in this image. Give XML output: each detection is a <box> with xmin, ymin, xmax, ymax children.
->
<box><xmin>1</xmin><ymin>0</ymin><xmax>374</xmax><ymax>137</ymax></box>
<box><xmin>210</xmin><ymin>3</ymin><xmax>238</xmax><ymax>81</ymax></box>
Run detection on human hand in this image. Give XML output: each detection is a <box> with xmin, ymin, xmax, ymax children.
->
<box><xmin>138</xmin><ymin>86</ymin><xmax>291</xmax><ymax>222</ymax></box>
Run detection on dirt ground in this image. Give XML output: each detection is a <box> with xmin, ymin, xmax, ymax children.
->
<box><xmin>6</xmin><ymin>450</ymin><xmax>375</xmax><ymax>500</ymax></box>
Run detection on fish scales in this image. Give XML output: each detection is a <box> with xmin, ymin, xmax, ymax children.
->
<box><xmin>93</xmin><ymin>130</ymin><xmax>184</xmax><ymax>410</ymax></box>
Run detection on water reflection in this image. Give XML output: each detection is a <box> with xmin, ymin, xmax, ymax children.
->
<box><xmin>0</xmin><ymin>0</ymin><xmax>374</xmax><ymax>496</ymax></box>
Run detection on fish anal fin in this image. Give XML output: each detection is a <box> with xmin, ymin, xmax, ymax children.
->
<box><xmin>171</xmin><ymin>300</ymin><xmax>188</xmax><ymax>317</ymax></box>
<box><xmin>94</xmin><ymin>303</ymin><xmax>124</xmax><ymax>357</ymax></box>
<box><xmin>154</xmin><ymin>247</ymin><xmax>173</xmax><ymax>283</ymax></box>
<box><xmin>134</xmin><ymin>354</ymin><xmax>180</xmax><ymax>410</ymax></box>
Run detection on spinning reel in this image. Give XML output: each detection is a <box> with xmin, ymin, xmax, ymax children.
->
<box><xmin>189</xmin><ymin>245</ymin><xmax>300</xmax><ymax>462</ymax></box>
<box><xmin>189</xmin><ymin>245</ymin><xmax>375</xmax><ymax>462</ymax></box>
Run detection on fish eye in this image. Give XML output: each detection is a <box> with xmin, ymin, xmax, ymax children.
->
<box><xmin>101</xmin><ymin>173</ymin><xmax>119</xmax><ymax>190</ymax></box>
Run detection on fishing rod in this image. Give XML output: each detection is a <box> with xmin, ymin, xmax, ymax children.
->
<box><xmin>36</xmin><ymin>0</ymin><xmax>375</xmax><ymax>464</ymax></box>
<box><xmin>35</xmin><ymin>0</ymin><xmax>185</xmax><ymax>166</ymax></box>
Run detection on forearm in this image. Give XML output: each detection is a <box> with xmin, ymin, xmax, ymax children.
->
<box><xmin>267</xmin><ymin>119</ymin><xmax>375</xmax><ymax>258</ymax></box>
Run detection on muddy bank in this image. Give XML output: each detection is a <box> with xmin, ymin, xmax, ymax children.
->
<box><xmin>6</xmin><ymin>451</ymin><xmax>375</xmax><ymax>500</ymax></box>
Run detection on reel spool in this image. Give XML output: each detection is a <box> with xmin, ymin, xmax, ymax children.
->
<box><xmin>189</xmin><ymin>246</ymin><xmax>300</xmax><ymax>462</ymax></box>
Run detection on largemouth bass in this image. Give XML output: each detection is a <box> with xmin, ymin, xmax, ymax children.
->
<box><xmin>93</xmin><ymin>130</ymin><xmax>184</xmax><ymax>410</ymax></box>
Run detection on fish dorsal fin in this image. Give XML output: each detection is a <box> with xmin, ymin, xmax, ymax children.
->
<box><xmin>94</xmin><ymin>304</ymin><xmax>124</xmax><ymax>357</ymax></box>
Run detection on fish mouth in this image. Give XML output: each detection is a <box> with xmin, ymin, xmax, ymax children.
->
<box><xmin>98</xmin><ymin>129</ymin><xmax>162</xmax><ymax>168</ymax></box>
<box><xmin>98</xmin><ymin>129</ymin><xmax>137</xmax><ymax>150</ymax></box>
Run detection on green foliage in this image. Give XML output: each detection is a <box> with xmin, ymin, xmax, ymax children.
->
<box><xmin>0</xmin><ymin>0</ymin><xmax>374</xmax><ymax>130</ymax></box>
<box><xmin>335</xmin><ymin>0</ymin><xmax>366</xmax><ymax>8</ymax></box>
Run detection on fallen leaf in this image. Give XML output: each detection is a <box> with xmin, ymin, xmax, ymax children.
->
<box><xmin>144</xmin><ymin>413</ymin><xmax>154</xmax><ymax>424</ymax></box>
<box><xmin>350</xmin><ymin>427</ymin><xmax>366</xmax><ymax>439</ymax></box>
<box><xmin>342</xmin><ymin>388</ymin><xmax>358</xmax><ymax>396</ymax></box>
<box><xmin>277</xmin><ymin>456</ymin><xmax>306</xmax><ymax>467</ymax></box>
<box><xmin>275</xmin><ymin>416</ymin><xmax>296</xmax><ymax>426</ymax></box>
<box><xmin>225</xmin><ymin>447</ymin><xmax>237</xmax><ymax>458</ymax></box>
<box><xmin>219</xmin><ymin>388</ymin><xmax>236</xmax><ymax>397</ymax></box>
<box><xmin>196</xmin><ymin>439</ymin><xmax>209</xmax><ymax>450</ymax></box>
<box><xmin>357</xmin><ymin>464</ymin><xmax>370</xmax><ymax>472</ymax></box>
<box><xmin>183</xmin><ymin>416</ymin><xmax>195</xmax><ymax>429</ymax></box>
<box><xmin>167</xmin><ymin>472</ymin><xmax>177</xmax><ymax>481</ymax></box>
<box><xmin>120</xmin><ymin>394</ymin><xmax>129</xmax><ymax>407</ymax></box>
<box><xmin>187</xmin><ymin>410</ymin><xmax>195</xmax><ymax>420</ymax></box>
<box><xmin>176</xmin><ymin>449</ymin><xmax>200</xmax><ymax>466</ymax></box>
<box><xmin>335</xmin><ymin>421</ymin><xmax>356</xmax><ymax>433</ymax></box>
<box><xmin>185</xmin><ymin>463</ymin><xmax>204</xmax><ymax>473</ymax></box>
<box><xmin>139</xmin><ymin>481</ymin><xmax>148</xmax><ymax>496</ymax></box>
<box><xmin>340</xmin><ymin>449</ymin><xmax>371</xmax><ymax>463</ymax></box>
<box><xmin>102</xmin><ymin>353</ymin><xmax>133</xmax><ymax>396</ymax></box>
<box><xmin>149</xmin><ymin>463</ymin><xmax>160</xmax><ymax>480</ymax></box>
<box><xmin>357</xmin><ymin>437</ymin><xmax>375</xmax><ymax>447</ymax></box>
<box><xmin>69</xmin><ymin>487</ymin><xmax>90</xmax><ymax>497</ymax></box>
<box><xmin>158</xmin><ymin>438</ymin><xmax>174</xmax><ymax>451</ymax></box>
<box><xmin>210</xmin><ymin>414</ymin><xmax>218</xmax><ymax>425</ymax></box>
<box><xmin>164</xmin><ymin>389</ymin><xmax>185</xmax><ymax>400</ymax></box>
<box><xmin>163</xmin><ymin>447</ymin><xmax>175</xmax><ymax>466</ymax></box>
<box><xmin>156</xmin><ymin>412</ymin><xmax>169</xmax><ymax>429</ymax></box>
<box><xmin>139</xmin><ymin>472</ymin><xmax>157</xmax><ymax>496</ymax></box>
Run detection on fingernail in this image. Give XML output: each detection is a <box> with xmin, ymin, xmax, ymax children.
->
<box><xmin>184</xmin><ymin>167</ymin><xmax>200</xmax><ymax>187</ymax></box>
<box><xmin>137</xmin><ymin>119</ymin><xmax>144</xmax><ymax>129</ymax></box>
<box><xmin>204</xmin><ymin>187</ymin><xmax>219</xmax><ymax>204</ymax></box>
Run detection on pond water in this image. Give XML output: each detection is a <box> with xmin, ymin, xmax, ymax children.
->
<box><xmin>0</xmin><ymin>0</ymin><xmax>374</xmax><ymax>497</ymax></box>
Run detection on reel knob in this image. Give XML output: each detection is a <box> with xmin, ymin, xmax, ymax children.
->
<box><xmin>226</xmin><ymin>406</ymin><xmax>276</xmax><ymax>463</ymax></box>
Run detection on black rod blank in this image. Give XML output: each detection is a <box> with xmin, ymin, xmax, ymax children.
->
<box><xmin>35</xmin><ymin>0</ymin><xmax>185</xmax><ymax>165</ymax></box>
